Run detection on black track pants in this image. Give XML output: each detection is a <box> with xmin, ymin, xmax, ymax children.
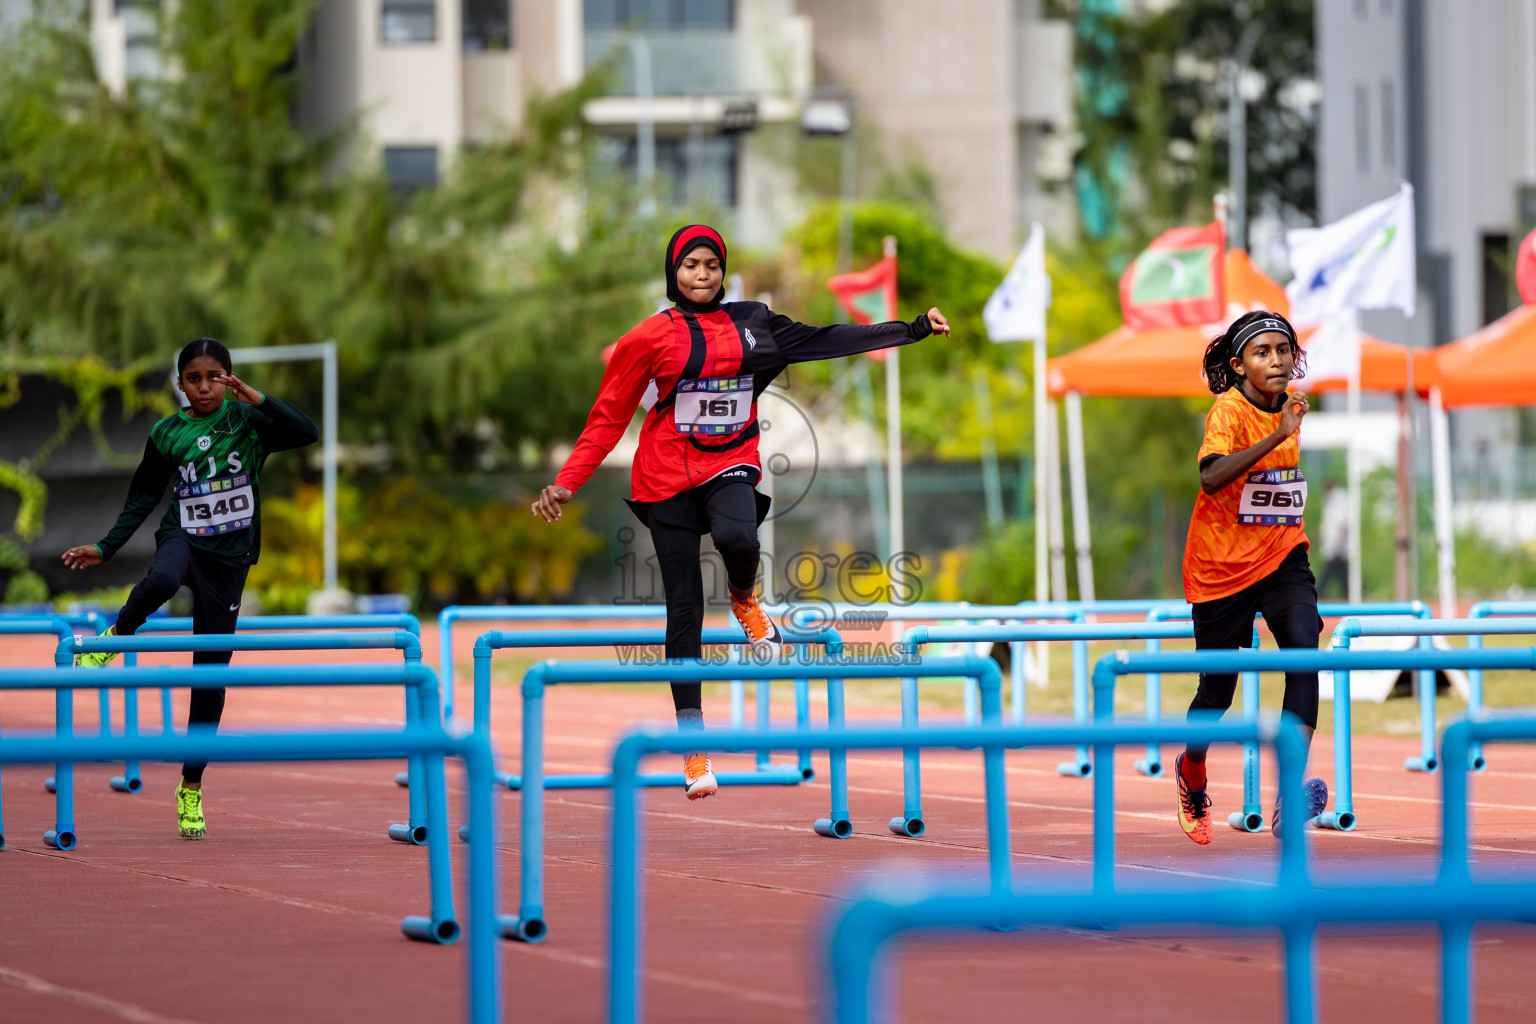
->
<box><xmin>115</xmin><ymin>533</ymin><xmax>247</xmax><ymax>783</ymax></box>
<box><xmin>646</xmin><ymin>480</ymin><xmax>762</xmax><ymax>713</ymax></box>
<box><xmin>1187</xmin><ymin>543</ymin><xmax>1322</xmax><ymax>755</ymax></box>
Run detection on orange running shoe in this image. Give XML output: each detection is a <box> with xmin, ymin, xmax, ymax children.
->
<box><xmin>683</xmin><ymin>752</ymin><xmax>718</xmax><ymax>801</ymax></box>
<box><xmin>730</xmin><ymin>590</ymin><xmax>783</xmax><ymax>657</ymax></box>
<box><xmin>1175</xmin><ymin>753</ymin><xmax>1213</xmax><ymax>846</ymax></box>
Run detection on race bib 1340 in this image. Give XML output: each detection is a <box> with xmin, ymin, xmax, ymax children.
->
<box><xmin>175</xmin><ymin>474</ymin><xmax>255</xmax><ymax>536</ymax></box>
<box><xmin>674</xmin><ymin>375</ymin><xmax>753</xmax><ymax>435</ymax></box>
<box><xmin>1237</xmin><ymin>467</ymin><xmax>1307</xmax><ymax>526</ymax></box>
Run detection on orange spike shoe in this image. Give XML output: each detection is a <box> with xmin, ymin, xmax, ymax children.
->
<box><xmin>683</xmin><ymin>752</ymin><xmax>718</xmax><ymax>801</ymax></box>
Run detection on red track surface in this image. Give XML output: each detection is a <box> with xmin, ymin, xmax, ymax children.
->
<box><xmin>2</xmin><ymin>624</ymin><xmax>1535</xmax><ymax>1022</ymax></box>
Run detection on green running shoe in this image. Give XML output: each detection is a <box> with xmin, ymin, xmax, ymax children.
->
<box><xmin>75</xmin><ymin>625</ymin><xmax>121</xmax><ymax>668</ymax></box>
<box><xmin>176</xmin><ymin>782</ymin><xmax>206</xmax><ymax>840</ymax></box>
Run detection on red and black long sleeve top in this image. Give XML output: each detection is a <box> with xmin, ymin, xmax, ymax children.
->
<box><xmin>555</xmin><ymin>302</ymin><xmax>934</xmax><ymax>503</ymax></box>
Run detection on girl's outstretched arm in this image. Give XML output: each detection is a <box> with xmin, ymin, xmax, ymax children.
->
<box><xmin>66</xmin><ymin>436</ymin><xmax>174</xmax><ymax>567</ymax></box>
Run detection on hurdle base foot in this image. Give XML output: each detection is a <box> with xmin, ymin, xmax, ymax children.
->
<box><xmin>400</xmin><ymin>915</ymin><xmax>460</xmax><ymax>945</ymax></box>
<box><xmin>1313</xmin><ymin>809</ymin><xmax>1357</xmax><ymax>831</ymax></box>
<box><xmin>43</xmin><ymin>828</ymin><xmax>77</xmax><ymax>850</ymax></box>
<box><xmin>813</xmin><ymin>817</ymin><xmax>852</xmax><ymax>838</ymax></box>
<box><xmin>497</xmin><ymin>771</ymin><xmax>521</xmax><ymax>790</ymax></box>
<box><xmin>43</xmin><ymin>777</ymin><xmax>56</xmax><ymax>794</ymax></box>
<box><xmin>457</xmin><ymin>824</ymin><xmax>470</xmax><ymax>843</ymax></box>
<box><xmin>109</xmin><ymin>775</ymin><xmax>143</xmax><ymax>794</ymax></box>
<box><xmin>0</xmin><ymin>832</ymin><xmax>5</xmax><ymax>851</ymax></box>
<box><xmin>394</xmin><ymin>771</ymin><xmax>410</xmax><ymax>788</ymax></box>
<box><xmin>800</xmin><ymin>766</ymin><xmax>816</xmax><ymax>781</ymax></box>
<box><xmin>497</xmin><ymin>912</ymin><xmax>546</xmax><ymax>944</ymax></box>
<box><xmin>1056</xmin><ymin>760</ymin><xmax>1092</xmax><ymax>779</ymax></box>
<box><xmin>1133</xmin><ymin>759</ymin><xmax>1163</xmax><ymax>777</ymax></box>
<box><xmin>1227</xmin><ymin>811</ymin><xmax>1264</xmax><ymax>833</ymax></box>
<box><xmin>1405</xmin><ymin>755</ymin><xmax>1439</xmax><ymax>773</ymax></box>
<box><xmin>1470</xmin><ymin>752</ymin><xmax>1487</xmax><ymax>772</ymax></box>
<box><xmin>888</xmin><ymin>816</ymin><xmax>925</xmax><ymax>838</ymax></box>
<box><xmin>388</xmin><ymin>823</ymin><xmax>428</xmax><ymax>845</ymax></box>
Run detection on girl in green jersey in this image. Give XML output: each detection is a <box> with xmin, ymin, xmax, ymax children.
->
<box><xmin>62</xmin><ymin>338</ymin><xmax>318</xmax><ymax>839</ymax></box>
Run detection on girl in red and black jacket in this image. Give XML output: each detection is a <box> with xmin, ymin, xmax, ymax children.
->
<box><xmin>533</xmin><ymin>224</ymin><xmax>950</xmax><ymax>800</ymax></box>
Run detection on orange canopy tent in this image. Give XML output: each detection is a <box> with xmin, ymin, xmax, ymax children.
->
<box><xmin>1045</xmin><ymin>250</ymin><xmax>1435</xmax><ymax>398</ymax></box>
<box><xmin>1429</xmin><ymin>304</ymin><xmax>1536</xmax><ymax>407</ymax></box>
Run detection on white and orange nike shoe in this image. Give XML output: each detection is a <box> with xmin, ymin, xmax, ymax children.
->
<box><xmin>683</xmin><ymin>752</ymin><xmax>718</xmax><ymax>801</ymax></box>
<box><xmin>730</xmin><ymin>589</ymin><xmax>783</xmax><ymax>658</ymax></box>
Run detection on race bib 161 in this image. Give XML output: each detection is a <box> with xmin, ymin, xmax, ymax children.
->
<box><xmin>674</xmin><ymin>375</ymin><xmax>753</xmax><ymax>435</ymax></box>
<box><xmin>1237</xmin><ymin>467</ymin><xmax>1307</xmax><ymax>526</ymax></box>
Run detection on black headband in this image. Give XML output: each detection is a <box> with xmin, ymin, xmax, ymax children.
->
<box><xmin>1230</xmin><ymin>316</ymin><xmax>1296</xmax><ymax>358</ymax></box>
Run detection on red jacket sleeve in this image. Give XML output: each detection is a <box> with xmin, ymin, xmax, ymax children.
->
<box><xmin>554</xmin><ymin>318</ymin><xmax>659</xmax><ymax>495</ymax></box>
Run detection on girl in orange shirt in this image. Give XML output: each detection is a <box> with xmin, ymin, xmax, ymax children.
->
<box><xmin>1175</xmin><ymin>310</ymin><xmax>1330</xmax><ymax>845</ymax></box>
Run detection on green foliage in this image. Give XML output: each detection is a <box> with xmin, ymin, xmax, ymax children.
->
<box><xmin>248</xmin><ymin>480</ymin><xmax>603</xmax><ymax>610</ymax></box>
<box><xmin>959</xmin><ymin>520</ymin><xmax>1039</xmax><ymax>603</ymax></box>
<box><xmin>3</xmin><ymin>569</ymin><xmax>48</xmax><ymax>605</ymax></box>
<box><xmin>1057</xmin><ymin>0</ymin><xmax>1316</xmax><ymax>246</ymax></box>
<box><xmin>0</xmin><ymin>0</ymin><xmax>657</xmax><ymax>468</ymax></box>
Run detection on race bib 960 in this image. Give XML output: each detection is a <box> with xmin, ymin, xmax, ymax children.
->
<box><xmin>1237</xmin><ymin>467</ymin><xmax>1306</xmax><ymax>526</ymax></box>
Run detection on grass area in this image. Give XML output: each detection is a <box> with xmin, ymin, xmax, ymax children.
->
<box><xmin>465</xmin><ymin>633</ymin><xmax>1536</xmax><ymax>738</ymax></box>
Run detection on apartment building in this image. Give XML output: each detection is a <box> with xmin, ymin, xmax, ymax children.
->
<box><xmin>84</xmin><ymin>0</ymin><xmax>1073</xmax><ymax>255</ymax></box>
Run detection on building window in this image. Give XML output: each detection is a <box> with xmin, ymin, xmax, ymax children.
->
<box><xmin>384</xmin><ymin>146</ymin><xmax>439</xmax><ymax>191</ymax></box>
<box><xmin>606</xmin><ymin>135</ymin><xmax>738</xmax><ymax>208</ymax></box>
<box><xmin>382</xmin><ymin>0</ymin><xmax>435</xmax><ymax>43</ymax></box>
<box><xmin>1380</xmin><ymin>79</ymin><xmax>1397</xmax><ymax>169</ymax></box>
<box><xmin>116</xmin><ymin>0</ymin><xmax>161</xmax><ymax>80</ymax></box>
<box><xmin>584</xmin><ymin>0</ymin><xmax>734</xmax><ymax>31</ymax></box>
<box><xmin>1353</xmin><ymin>83</ymin><xmax>1371</xmax><ymax>174</ymax></box>
<box><xmin>464</xmin><ymin>0</ymin><xmax>511</xmax><ymax>50</ymax></box>
<box><xmin>1482</xmin><ymin>233</ymin><xmax>1512</xmax><ymax>325</ymax></box>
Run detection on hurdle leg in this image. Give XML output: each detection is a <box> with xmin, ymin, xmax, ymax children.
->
<box><xmin>389</xmin><ymin>686</ymin><xmax>430</xmax><ymax>845</ymax></box>
<box><xmin>45</xmin><ymin>687</ymin><xmax>77</xmax><ymax>850</ymax></box>
<box><xmin>1441</xmin><ymin>918</ymin><xmax>1473</xmax><ymax>1024</ymax></box>
<box><xmin>109</xmin><ymin>688</ymin><xmax>143</xmax><ymax>793</ymax></box>
<box><xmin>98</xmin><ymin>687</ymin><xmax>111</xmax><ymax>737</ymax></box>
<box><xmin>962</xmin><ymin>677</ymin><xmax>979</xmax><ymax>725</ymax></box>
<box><xmin>499</xmin><ymin>679</ymin><xmax>546</xmax><ymax>942</ymax></box>
<box><xmin>1282</xmin><ymin>923</ymin><xmax>1317</xmax><ymax>1024</ymax></box>
<box><xmin>1057</xmin><ymin>639</ymin><xmax>1092</xmax><ymax>777</ymax></box>
<box><xmin>401</xmin><ymin>688</ymin><xmax>461</xmax><ymax>944</ymax></box>
<box><xmin>1009</xmin><ymin>641</ymin><xmax>1025</xmax><ymax>724</ymax></box>
<box><xmin>465</xmin><ymin>744</ymin><xmax>502</xmax><ymax>1024</ymax></box>
<box><xmin>1229</xmin><ymin>628</ymin><xmax>1264</xmax><ymax>832</ymax></box>
<box><xmin>1406</xmin><ymin>635</ymin><xmax>1439</xmax><ymax>772</ymax></box>
<box><xmin>1466</xmin><ymin>635</ymin><xmax>1486</xmax><ymax>770</ymax></box>
<box><xmin>890</xmin><ymin>675</ymin><xmax>925</xmax><ymax>837</ymax></box>
<box><xmin>159</xmin><ymin>687</ymin><xmax>174</xmax><ymax>737</ymax></box>
<box><xmin>729</xmin><ymin>679</ymin><xmax>745</xmax><ymax>728</ymax></box>
<box><xmin>1135</xmin><ymin>637</ymin><xmax>1163</xmax><ymax>777</ymax></box>
<box><xmin>1315</xmin><ymin>662</ymin><xmax>1357</xmax><ymax>831</ymax></box>
<box><xmin>755</xmin><ymin>678</ymin><xmax>770</xmax><ymax>770</ymax></box>
<box><xmin>794</xmin><ymin>677</ymin><xmax>814</xmax><ymax>780</ymax></box>
<box><xmin>977</xmin><ymin>675</ymin><xmax>1012</xmax><ymax>897</ymax></box>
<box><xmin>0</xmin><ymin>697</ymin><xmax>6</xmax><ymax>849</ymax></box>
<box><xmin>814</xmin><ymin>676</ymin><xmax>851</xmax><ymax>838</ymax></box>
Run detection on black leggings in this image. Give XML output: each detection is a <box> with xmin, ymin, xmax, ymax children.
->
<box><xmin>115</xmin><ymin>533</ymin><xmax>247</xmax><ymax>783</ymax></box>
<box><xmin>647</xmin><ymin>480</ymin><xmax>762</xmax><ymax>712</ymax></box>
<box><xmin>1187</xmin><ymin>544</ymin><xmax>1322</xmax><ymax>755</ymax></box>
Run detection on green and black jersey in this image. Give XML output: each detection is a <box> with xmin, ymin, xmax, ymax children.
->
<box><xmin>96</xmin><ymin>394</ymin><xmax>318</xmax><ymax>567</ymax></box>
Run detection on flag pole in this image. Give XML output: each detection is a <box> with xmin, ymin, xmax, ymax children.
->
<box><xmin>883</xmin><ymin>236</ymin><xmax>904</xmax><ymax>564</ymax></box>
<box><xmin>1346</xmin><ymin>308</ymin><xmax>1364</xmax><ymax>604</ymax></box>
<box><xmin>1033</xmin><ymin>329</ymin><xmax>1051</xmax><ymax>687</ymax></box>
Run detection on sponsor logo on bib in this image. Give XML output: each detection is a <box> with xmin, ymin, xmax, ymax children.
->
<box><xmin>197</xmin><ymin>436</ymin><xmax>212</xmax><ymax>451</ymax></box>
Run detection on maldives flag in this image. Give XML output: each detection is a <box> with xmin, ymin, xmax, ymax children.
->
<box><xmin>827</xmin><ymin>251</ymin><xmax>899</xmax><ymax>361</ymax></box>
<box><xmin>1118</xmin><ymin>222</ymin><xmax>1226</xmax><ymax>330</ymax></box>
<box><xmin>1518</xmin><ymin>226</ymin><xmax>1536</xmax><ymax>306</ymax></box>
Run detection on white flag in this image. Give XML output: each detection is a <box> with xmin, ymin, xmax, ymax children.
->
<box><xmin>1285</xmin><ymin>183</ymin><xmax>1416</xmax><ymax>326</ymax></box>
<box><xmin>984</xmin><ymin>222</ymin><xmax>1050</xmax><ymax>342</ymax></box>
<box><xmin>1296</xmin><ymin>308</ymin><xmax>1361</xmax><ymax>388</ymax></box>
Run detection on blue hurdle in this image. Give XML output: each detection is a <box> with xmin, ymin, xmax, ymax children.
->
<box><xmin>1143</xmin><ymin>601</ymin><xmax>1434</xmax><ymax>830</ymax></box>
<box><xmin>0</xmin><ymin>726</ymin><xmax>501</xmax><ymax>1019</ymax></box>
<box><xmin>1323</xmin><ymin>617</ymin><xmax>1536</xmax><ymax>827</ymax></box>
<box><xmin>501</xmin><ymin>652</ymin><xmax>1004</xmax><ymax>944</ymax></box>
<box><xmin>1463</xmin><ymin>600</ymin><xmax>1536</xmax><ymax>772</ymax></box>
<box><xmin>4</xmin><ymin>651</ymin><xmax>448</xmax><ymax>866</ymax></box>
<box><xmin>897</xmin><ymin>621</ymin><xmax>1195</xmax><ymax>833</ymax></box>
<box><xmin>463</xmin><ymin>626</ymin><xmax>842</xmax><ymax>796</ymax></box>
<box><xmin>823</xmin><ymin>714</ymin><xmax>1536</xmax><ymax>1024</ymax></box>
<box><xmin>606</xmin><ymin>716</ymin><xmax>1293</xmax><ymax>1024</ymax></box>
<box><xmin>1093</xmin><ymin>645</ymin><xmax>1536</xmax><ymax>834</ymax></box>
<box><xmin>127</xmin><ymin>612</ymin><xmax>422</xmax><ymax>743</ymax></box>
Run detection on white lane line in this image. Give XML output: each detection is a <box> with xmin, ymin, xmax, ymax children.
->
<box><xmin>0</xmin><ymin>965</ymin><xmax>203</xmax><ymax>1024</ymax></box>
